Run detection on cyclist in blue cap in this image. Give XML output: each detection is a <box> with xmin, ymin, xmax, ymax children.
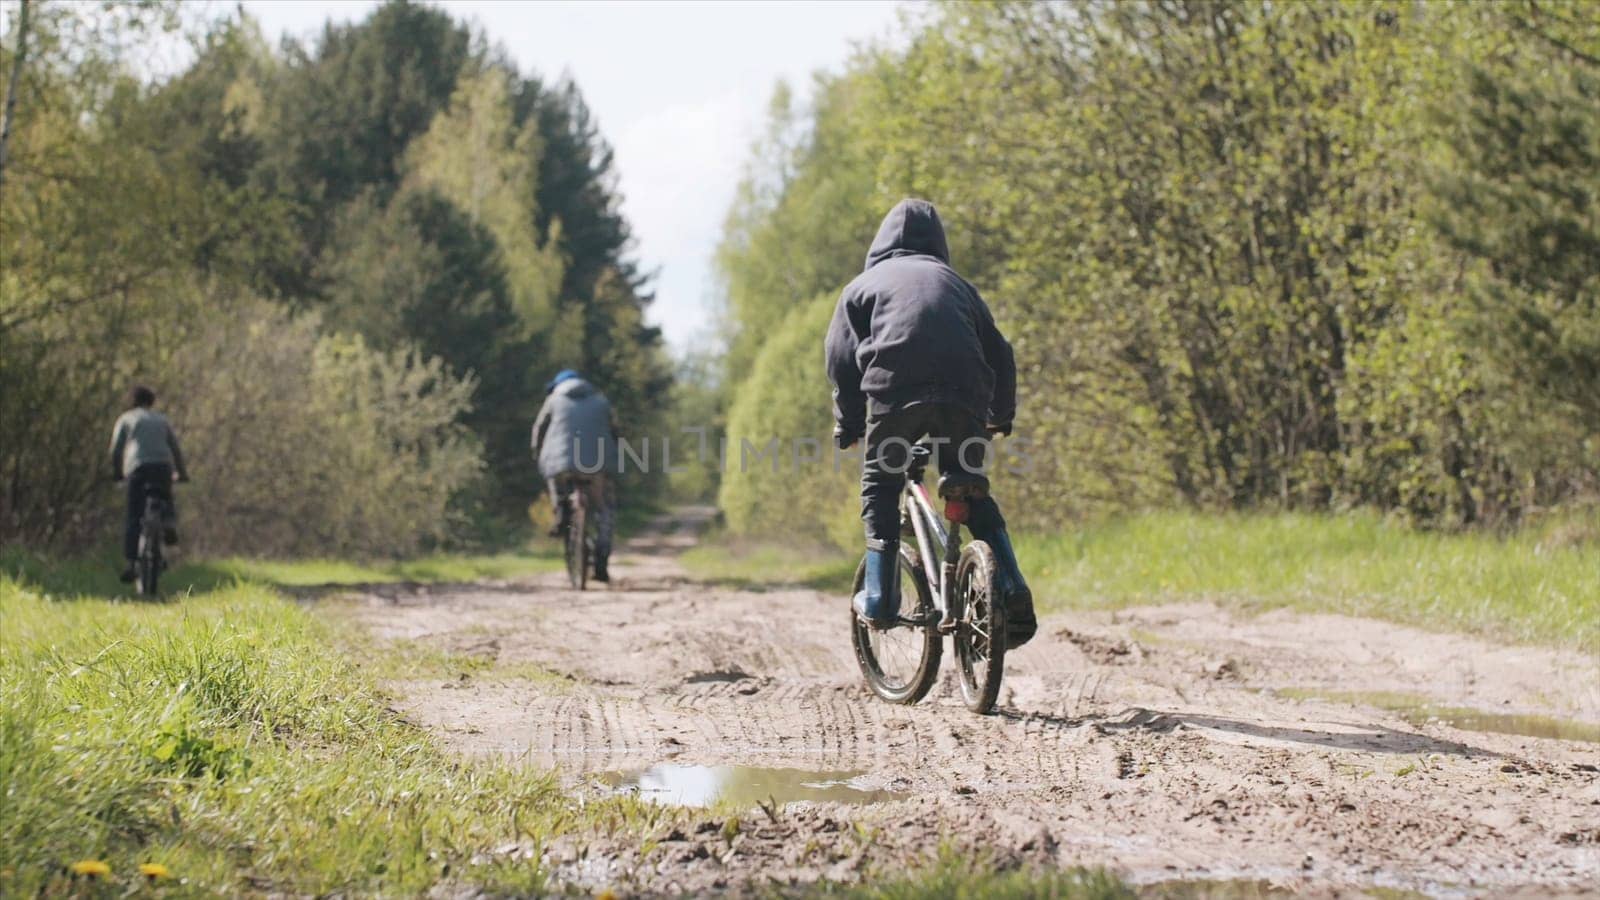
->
<box><xmin>532</xmin><ymin>370</ymin><xmax>620</xmax><ymax>582</ymax></box>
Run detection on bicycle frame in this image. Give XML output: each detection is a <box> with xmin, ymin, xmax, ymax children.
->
<box><xmin>902</xmin><ymin>480</ymin><xmax>963</xmax><ymax>631</ymax></box>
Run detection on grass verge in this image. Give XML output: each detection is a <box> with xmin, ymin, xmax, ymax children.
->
<box><xmin>693</xmin><ymin>510</ymin><xmax>1598</xmax><ymax>649</ymax></box>
<box><xmin>680</xmin><ymin>536</ymin><xmax>859</xmax><ymax>591</ymax></box>
<box><xmin>0</xmin><ymin>545</ymin><xmax>561</xmax><ymax>600</ymax></box>
<box><xmin>1022</xmin><ymin>510</ymin><xmax>1597</xmax><ymax>649</ymax></box>
<box><xmin>0</xmin><ymin>573</ymin><xmax>674</xmax><ymax>896</ymax></box>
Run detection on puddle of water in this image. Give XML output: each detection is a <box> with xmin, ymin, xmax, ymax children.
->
<box><xmin>599</xmin><ymin>764</ymin><xmax>903</xmax><ymax>808</ymax></box>
<box><xmin>1278</xmin><ymin>688</ymin><xmax>1600</xmax><ymax>743</ymax></box>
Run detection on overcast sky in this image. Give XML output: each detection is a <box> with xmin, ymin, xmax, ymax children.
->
<box><xmin>239</xmin><ymin>0</ymin><xmax>905</xmax><ymax>353</ymax></box>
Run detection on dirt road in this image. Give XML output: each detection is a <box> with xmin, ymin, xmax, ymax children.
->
<box><xmin>343</xmin><ymin>508</ymin><xmax>1599</xmax><ymax>897</ymax></box>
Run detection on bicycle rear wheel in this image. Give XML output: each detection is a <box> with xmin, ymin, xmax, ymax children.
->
<box><xmin>136</xmin><ymin>526</ymin><xmax>160</xmax><ymax>597</ymax></box>
<box><xmin>953</xmin><ymin>541</ymin><xmax>1006</xmax><ymax>714</ymax></box>
<box><xmin>850</xmin><ymin>547</ymin><xmax>941</xmax><ymax>704</ymax></box>
<box><xmin>565</xmin><ymin>498</ymin><xmax>588</xmax><ymax>590</ymax></box>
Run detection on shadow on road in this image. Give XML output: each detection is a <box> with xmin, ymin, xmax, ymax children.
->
<box><xmin>1089</xmin><ymin>706</ymin><xmax>1499</xmax><ymax>758</ymax></box>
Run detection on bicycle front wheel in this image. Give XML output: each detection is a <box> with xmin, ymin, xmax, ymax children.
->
<box><xmin>850</xmin><ymin>547</ymin><xmax>941</xmax><ymax>704</ymax></box>
<box><xmin>953</xmin><ymin>540</ymin><xmax>1005</xmax><ymax>714</ymax></box>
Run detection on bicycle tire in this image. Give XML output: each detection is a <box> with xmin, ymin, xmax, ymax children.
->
<box><xmin>137</xmin><ymin>522</ymin><xmax>160</xmax><ymax>597</ymax></box>
<box><xmin>566</xmin><ymin>498</ymin><xmax>587</xmax><ymax>591</ymax></box>
<box><xmin>850</xmin><ymin>547</ymin><xmax>941</xmax><ymax>704</ymax></box>
<box><xmin>953</xmin><ymin>540</ymin><xmax>1006</xmax><ymax>714</ymax></box>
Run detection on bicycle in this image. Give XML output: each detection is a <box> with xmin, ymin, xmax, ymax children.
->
<box><xmin>134</xmin><ymin>488</ymin><xmax>172</xmax><ymax>597</ymax></box>
<box><xmin>850</xmin><ymin>442</ymin><xmax>1006</xmax><ymax>714</ymax></box>
<box><xmin>560</xmin><ymin>478</ymin><xmax>595</xmax><ymax>591</ymax></box>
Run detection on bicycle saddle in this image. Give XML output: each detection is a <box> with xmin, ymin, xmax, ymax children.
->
<box><xmin>907</xmin><ymin>440</ymin><xmax>990</xmax><ymax>499</ymax></box>
<box><xmin>937</xmin><ymin>471</ymin><xmax>990</xmax><ymax>500</ymax></box>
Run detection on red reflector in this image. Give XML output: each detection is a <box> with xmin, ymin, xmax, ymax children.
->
<box><xmin>944</xmin><ymin>500</ymin><xmax>970</xmax><ymax>523</ymax></box>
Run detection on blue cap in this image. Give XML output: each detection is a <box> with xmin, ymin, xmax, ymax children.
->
<box><xmin>545</xmin><ymin>369</ymin><xmax>580</xmax><ymax>393</ymax></box>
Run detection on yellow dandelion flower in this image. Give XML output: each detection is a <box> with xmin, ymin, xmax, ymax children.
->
<box><xmin>69</xmin><ymin>860</ymin><xmax>111</xmax><ymax>878</ymax></box>
<box><xmin>595</xmin><ymin>891</ymin><xmax>619</xmax><ymax>900</ymax></box>
<box><xmin>139</xmin><ymin>863</ymin><xmax>171</xmax><ymax>880</ymax></box>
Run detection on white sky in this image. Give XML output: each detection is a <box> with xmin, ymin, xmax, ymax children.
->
<box><xmin>238</xmin><ymin>0</ymin><xmax>906</xmax><ymax>353</ymax></box>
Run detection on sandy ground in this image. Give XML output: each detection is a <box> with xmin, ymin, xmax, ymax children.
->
<box><xmin>339</xmin><ymin>508</ymin><xmax>1599</xmax><ymax>897</ymax></box>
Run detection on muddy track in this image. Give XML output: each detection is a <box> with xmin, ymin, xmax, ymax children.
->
<box><xmin>342</xmin><ymin>508</ymin><xmax>1600</xmax><ymax>897</ymax></box>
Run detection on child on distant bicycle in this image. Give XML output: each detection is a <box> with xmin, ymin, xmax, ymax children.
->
<box><xmin>824</xmin><ymin>199</ymin><xmax>1036</xmax><ymax>649</ymax></box>
<box><xmin>109</xmin><ymin>385</ymin><xmax>189</xmax><ymax>582</ymax></box>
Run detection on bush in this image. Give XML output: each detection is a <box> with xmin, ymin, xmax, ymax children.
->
<box><xmin>169</xmin><ymin>303</ymin><xmax>483</xmax><ymax>558</ymax></box>
<box><xmin>719</xmin><ymin>294</ymin><xmax>861</xmax><ymax>551</ymax></box>
<box><xmin>0</xmin><ymin>286</ymin><xmax>483</xmax><ymax>559</ymax></box>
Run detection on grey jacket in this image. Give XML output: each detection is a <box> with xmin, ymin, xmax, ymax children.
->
<box><xmin>532</xmin><ymin>378</ymin><xmax>619</xmax><ymax>478</ymax></box>
<box><xmin>110</xmin><ymin>407</ymin><xmax>188</xmax><ymax>479</ymax></box>
<box><xmin>824</xmin><ymin>200</ymin><xmax>1017</xmax><ymax>440</ymax></box>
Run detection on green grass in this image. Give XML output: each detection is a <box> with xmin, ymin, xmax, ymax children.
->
<box><xmin>699</xmin><ymin>510</ymin><xmax>1598</xmax><ymax>649</ymax></box>
<box><xmin>1021</xmin><ymin>509</ymin><xmax>1598</xmax><ymax>649</ymax></box>
<box><xmin>680</xmin><ymin>536</ymin><xmax>859</xmax><ymax>591</ymax></box>
<box><xmin>0</xmin><ymin>544</ymin><xmax>561</xmax><ymax>600</ymax></box>
<box><xmin>206</xmin><ymin>550</ymin><xmax>562</xmax><ymax>586</ymax></box>
<box><xmin>0</xmin><ymin>574</ymin><xmax>676</xmax><ymax>896</ymax></box>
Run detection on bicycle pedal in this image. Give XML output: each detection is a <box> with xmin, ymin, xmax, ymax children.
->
<box><xmin>855</xmin><ymin>612</ymin><xmax>896</xmax><ymax>631</ymax></box>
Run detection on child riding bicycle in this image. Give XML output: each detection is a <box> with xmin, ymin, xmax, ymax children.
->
<box><xmin>824</xmin><ymin>199</ymin><xmax>1037</xmax><ymax>649</ymax></box>
<box><xmin>109</xmin><ymin>385</ymin><xmax>189</xmax><ymax>583</ymax></box>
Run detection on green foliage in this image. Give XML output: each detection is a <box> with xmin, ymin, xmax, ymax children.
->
<box><xmin>405</xmin><ymin>68</ymin><xmax>566</xmax><ymax>335</ymax></box>
<box><xmin>714</xmin><ymin>1</ymin><xmax>1599</xmax><ymax>534</ymax></box>
<box><xmin>661</xmin><ymin>346</ymin><xmax>727</xmax><ymax>501</ymax></box>
<box><xmin>717</xmin><ymin>76</ymin><xmax>884</xmax><ymax>380</ymax></box>
<box><xmin>719</xmin><ymin>294</ymin><xmax>861</xmax><ymax>551</ymax></box>
<box><xmin>0</xmin><ymin>575</ymin><xmax>675</xmax><ymax>895</ymax></box>
<box><xmin>174</xmin><ymin>302</ymin><xmax>482</xmax><ymax>557</ymax></box>
<box><xmin>252</xmin><ymin>0</ymin><xmax>474</xmax><ymax>296</ymax></box>
<box><xmin>2</xmin><ymin>0</ymin><xmax>671</xmax><ymax>552</ymax></box>
<box><xmin>1425</xmin><ymin>2</ymin><xmax>1600</xmax><ymax>511</ymax></box>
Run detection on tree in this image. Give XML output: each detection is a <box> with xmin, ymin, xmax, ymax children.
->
<box><xmin>1427</xmin><ymin>1</ymin><xmax>1600</xmax><ymax>512</ymax></box>
<box><xmin>405</xmin><ymin>68</ymin><xmax>565</xmax><ymax>335</ymax></box>
<box><xmin>254</xmin><ymin>0</ymin><xmax>474</xmax><ymax>299</ymax></box>
<box><xmin>714</xmin><ymin>0</ymin><xmax>1595</xmax><ymax>530</ymax></box>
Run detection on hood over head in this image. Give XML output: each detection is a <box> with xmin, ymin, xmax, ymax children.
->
<box><xmin>865</xmin><ymin>199</ymin><xmax>949</xmax><ymax>270</ymax></box>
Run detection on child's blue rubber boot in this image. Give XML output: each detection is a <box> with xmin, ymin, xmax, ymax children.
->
<box><xmin>852</xmin><ymin>540</ymin><xmax>900</xmax><ymax>628</ymax></box>
<box><xmin>982</xmin><ymin>527</ymin><xmax>1037</xmax><ymax>649</ymax></box>
<box><xmin>967</xmin><ymin>499</ymin><xmax>1037</xmax><ymax>649</ymax></box>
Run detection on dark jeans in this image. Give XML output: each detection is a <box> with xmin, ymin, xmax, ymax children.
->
<box><xmin>860</xmin><ymin>403</ymin><xmax>1007</xmax><ymax>545</ymax></box>
<box><xmin>547</xmin><ymin>472</ymin><xmax>616</xmax><ymax>560</ymax></box>
<box><xmin>124</xmin><ymin>463</ymin><xmax>175</xmax><ymax>561</ymax></box>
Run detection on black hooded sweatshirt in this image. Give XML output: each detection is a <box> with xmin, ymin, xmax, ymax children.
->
<box><xmin>824</xmin><ymin>199</ymin><xmax>1017</xmax><ymax>439</ymax></box>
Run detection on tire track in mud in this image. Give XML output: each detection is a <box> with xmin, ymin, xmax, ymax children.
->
<box><xmin>342</xmin><ymin>508</ymin><xmax>1600</xmax><ymax>896</ymax></box>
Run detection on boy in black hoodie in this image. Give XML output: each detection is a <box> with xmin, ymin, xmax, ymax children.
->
<box><xmin>824</xmin><ymin>199</ymin><xmax>1036</xmax><ymax>649</ymax></box>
